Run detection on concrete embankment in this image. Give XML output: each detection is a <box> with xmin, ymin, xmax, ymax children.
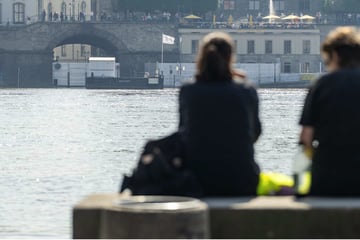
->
<box><xmin>73</xmin><ymin>194</ymin><xmax>360</xmax><ymax>239</ymax></box>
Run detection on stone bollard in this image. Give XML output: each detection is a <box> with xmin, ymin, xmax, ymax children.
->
<box><xmin>73</xmin><ymin>194</ymin><xmax>209</xmax><ymax>239</ymax></box>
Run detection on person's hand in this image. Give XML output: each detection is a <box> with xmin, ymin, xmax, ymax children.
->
<box><xmin>300</xmin><ymin>126</ymin><xmax>314</xmax><ymax>150</ymax></box>
<box><xmin>232</xmin><ymin>69</ymin><xmax>246</xmax><ymax>81</ymax></box>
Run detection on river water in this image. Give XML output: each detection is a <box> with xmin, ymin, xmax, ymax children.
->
<box><xmin>0</xmin><ymin>88</ymin><xmax>306</xmax><ymax>238</ymax></box>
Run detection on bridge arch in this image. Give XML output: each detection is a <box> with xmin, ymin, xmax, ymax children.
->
<box><xmin>0</xmin><ymin>22</ymin><xmax>178</xmax><ymax>87</ymax></box>
<box><xmin>45</xmin><ymin>23</ymin><xmax>129</xmax><ymax>58</ymax></box>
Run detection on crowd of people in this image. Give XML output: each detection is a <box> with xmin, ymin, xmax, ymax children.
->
<box><xmin>33</xmin><ymin>9</ymin><xmax>321</xmax><ymax>32</ymax></box>
<box><xmin>180</xmin><ymin>21</ymin><xmax>317</xmax><ymax>30</ymax></box>
<box><xmin>40</xmin><ymin>9</ymin><xmax>87</xmax><ymax>22</ymax></box>
<box><xmin>335</xmin><ymin>13</ymin><xmax>360</xmax><ymax>25</ymax></box>
<box><xmin>3</xmin><ymin>7</ymin><xmax>360</xmax><ymax>29</ymax></box>
<box><xmin>180</xmin><ymin>11</ymin><xmax>321</xmax><ymax>30</ymax></box>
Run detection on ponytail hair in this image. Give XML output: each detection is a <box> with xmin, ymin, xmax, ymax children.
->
<box><xmin>196</xmin><ymin>32</ymin><xmax>239</xmax><ymax>82</ymax></box>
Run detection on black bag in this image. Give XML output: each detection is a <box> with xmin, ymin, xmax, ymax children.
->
<box><xmin>120</xmin><ymin>132</ymin><xmax>203</xmax><ymax>197</ymax></box>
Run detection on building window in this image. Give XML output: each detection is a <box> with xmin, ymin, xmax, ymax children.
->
<box><xmin>13</xmin><ymin>3</ymin><xmax>25</xmax><ymax>24</ymax></box>
<box><xmin>61</xmin><ymin>2</ymin><xmax>67</xmax><ymax>16</ymax></box>
<box><xmin>224</xmin><ymin>0</ymin><xmax>235</xmax><ymax>10</ymax></box>
<box><xmin>273</xmin><ymin>0</ymin><xmax>285</xmax><ymax>11</ymax></box>
<box><xmin>191</xmin><ymin>40</ymin><xmax>199</xmax><ymax>54</ymax></box>
<box><xmin>265</xmin><ymin>40</ymin><xmax>273</xmax><ymax>54</ymax></box>
<box><xmin>80</xmin><ymin>45</ymin><xmax>86</xmax><ymax>57</ymax></box>
<box><xmin>299</xmin><ymin>0</ymin><xmax>310</xmax><ymax>12</ymax></box>
<box><xmin>302</xmin><ymin>62</ymin><xmax>310</xmax><ymax>73</ymax></box>
<box><xmin>284</xmin><ymin>62</ymin><xmax>291</xmax><ymax>73</ymax></box>
<box><xmin>303</xmin><ymin>40</ymin><xmax>311</xmax><ymax>54</ymax></box>
<box><xmin>81</xmin><ymin>1</ymin><xmax>86</xmax><ymax>13</ymax></box>
<box><xmin>247</xmin><ymin>40</ymin><xmax>255</xmax><ymax>54</ymax></box>
<box><xmin>249</xmin><ymin>0</ymin><xmax>260</xmax><ymax>10</ymax></box>
<box><xmin>284</xmin><ymin>40</ymin><xmax>291</xmax><ymax>54</ymax></box>
<box><xmin>61</xmin><ymin>45</ymin><xmax>67</xmax><ymax>57</ymax></box>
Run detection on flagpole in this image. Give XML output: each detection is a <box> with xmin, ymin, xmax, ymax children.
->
<box><xmin>161</xmin><ymin>41</ymin><xmax>164</xmax><ymax>65</ymax></box>
<box><xmin>161</xmin><ymin>33</ymin><xmax>164</xmax><ymax>73</ymax></box>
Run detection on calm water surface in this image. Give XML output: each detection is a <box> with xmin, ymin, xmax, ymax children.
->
<box><xmin>0</xmin><ymin>88</ymin><xmax>306</xmax><ymax>238</ymax></box>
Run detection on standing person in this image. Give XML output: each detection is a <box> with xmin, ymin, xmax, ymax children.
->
<box><xmin>53</xmin><ymin>12</ymin><xmax>59</xmax><ymax>22</ymax></box>
<box><xmin>60</xmin><ymin>11</ymin><xmax>64</xmax><ymax>22</ymax></box>
<box><xmin>179</xmin><ymin>32</ymin><xmax>261</xmax><ymax>196</ymax></box>
<box><xmin>42</xmin><ymin>9</ymin><xmax>46</xmax><ymax>22</ymax></box>
<box><xmin>48</xmin><ymin>11</ymin><xmax>53</xmax><ymax>22</ymax></box>
<box><xmin>299</xmin><ymin>27</ymin><xmax>360</xmax><ymax>196</ymax></box>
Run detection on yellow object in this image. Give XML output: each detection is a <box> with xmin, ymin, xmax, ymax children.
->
<box><xmin>257</xmin><ymin>172</ymin><xmax>312</xmax><ymax>196</ymax></box>
<box><xmin>282</xmin><ymin>14</ymin><xmax>300</xmax><ymax>20</ymax></box>
<box><xmin>249</xmin><ymin>15</ymin><xmax>253</xmax><ymax>26</ymax></box>
<box><xmin>300</xmin><ymin>74</ymin><xmax>319</xmax><ymax>81</ymax></box>
<box><xmin>184</xmin><ymin>14</ymin><xmax>202</xmax><ymax>19</ymax></box>
<box><xmin>257</xmin><ymin>172</ymin><xmax>294</xmax><ymax>195</ymax></box>
<box><xmin>300</xmin><ymin>15</ymin><xmax>315</xmax><ymax>20</ymax></box>
<box><xmin>298</xmin><ymin>171</ymin><xmax>312</xmax><ymax>195</ymax></box>
<box><xmin>228</xmin><ymin>15</ymin><xmax>233</xmax><ymax>24</ymax></box>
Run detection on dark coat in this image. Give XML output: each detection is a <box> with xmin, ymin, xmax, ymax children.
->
<box><xmin>300</xmin><ymin>69</ymin><xmax>360</xmax><ymax>196</ymax></box>
<box><xmin>179</xmin><ymin>81</ymin><xmax>261</xmax><ymax>196</ymax></box>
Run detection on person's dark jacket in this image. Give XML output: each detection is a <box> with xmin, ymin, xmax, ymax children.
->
<box><xmin>300</xmin><ymin>69</ymin><xmax>360</xmax><ymax>196</ymax></box>
<box><xmin>179</xmin><ymin>80</ymin><xmax>261</xmax><ymax>196</ymax></box>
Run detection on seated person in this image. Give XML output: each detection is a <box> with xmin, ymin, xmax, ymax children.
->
<box><xmin>179</xmin><ymin>32</ymin><xmax>262</xmax><ymax>196</ymax></box>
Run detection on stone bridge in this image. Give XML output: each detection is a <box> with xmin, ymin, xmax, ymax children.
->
<box><xmin>0</xmin><ymin>22</ymin><xmax>179</xmax><ymax>87</ymax></box>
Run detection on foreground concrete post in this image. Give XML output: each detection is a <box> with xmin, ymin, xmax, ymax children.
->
<box><xmin>73</xmin><ymin>194</ymin><xmax>209</xmax><ymax>239</ymax></box>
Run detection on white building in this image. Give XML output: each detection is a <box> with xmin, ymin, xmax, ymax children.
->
<box><xmin>0</xmin><ymin>0</ymin><xmax>38</xmax><ymax>25</ymax></box>
<box><xmin>0</xmin><ymin>0</ymin><xmax>92</xmax><ymax>25</ymax></box>
<box><xmin>179</xmin><ymin>28</ymin><xmax>321</xmax><ymax>73</ymax></box>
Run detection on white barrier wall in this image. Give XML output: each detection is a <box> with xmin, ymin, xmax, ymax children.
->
<box><xmin>154</xmin><ymin>63</ymin><xmax>281</xmax><ymax>88</ymax></box>
<box><xmin>53</xmin><ymin>61</ymin><xmax>120</xmax><ymax>87</ymax></box>
<box><xmin>53</xmin><ymin>62</ymin><xmax>87</xmax><ymax>87</ymax></box>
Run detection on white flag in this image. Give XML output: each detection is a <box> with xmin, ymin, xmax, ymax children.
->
<box><xmin>162</xmin><ymin>34</ymin><xmax>175</xmax><ymax>45</ymax></box>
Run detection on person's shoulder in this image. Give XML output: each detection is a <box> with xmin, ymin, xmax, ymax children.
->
<box><xmin>182</xmin><ymin>78</ymin><xmax>196</xmax><ymax>86</ymax></box>
<box><xmin>311</xmin><ymin>69</ymin><xmax>356</xmax><ymax>89</ymax></box>
<box><xmin>180</xmin><ymin>79</ymin><xmax>199</xmax><ymax>96</ymax></box>
<box><xmin>334</xmin><ymin>68</ymin><xmax>360</xmax><ymax>80</ymax></box>
<box><xmin>232</xmin><ymin>78</ymin><xmax>258</xmax><ymax>93</ymax></box>
<box><xmin>317</xmin><ymin>69</ymin><xmax>360</xmax><ymax>81</ymax></box>
<box><xmin>180</xmin><ymin>79</ymin><xmax>196</xmax><ymax>91</ymax></box>
<box><xmin>309</xmin><ymin>72</ymin><xmax>334</xmax><ymax>90</ymax></box>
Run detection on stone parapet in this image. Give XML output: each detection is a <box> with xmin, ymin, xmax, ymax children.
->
<box><xmin>74</xmin><ymin>194</ymin><xmax>360</xmax><ymax>239</ymax></box>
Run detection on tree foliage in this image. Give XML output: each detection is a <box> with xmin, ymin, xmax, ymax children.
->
<box><xmin>324</xmin><ymin>0</ymin><xmax>360</xmax><ymax>13</ymax></box>
<box><xmin>111</xmin><ymin>0</ymin><xmax>217</xmax><ymax>13</ymax></box>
